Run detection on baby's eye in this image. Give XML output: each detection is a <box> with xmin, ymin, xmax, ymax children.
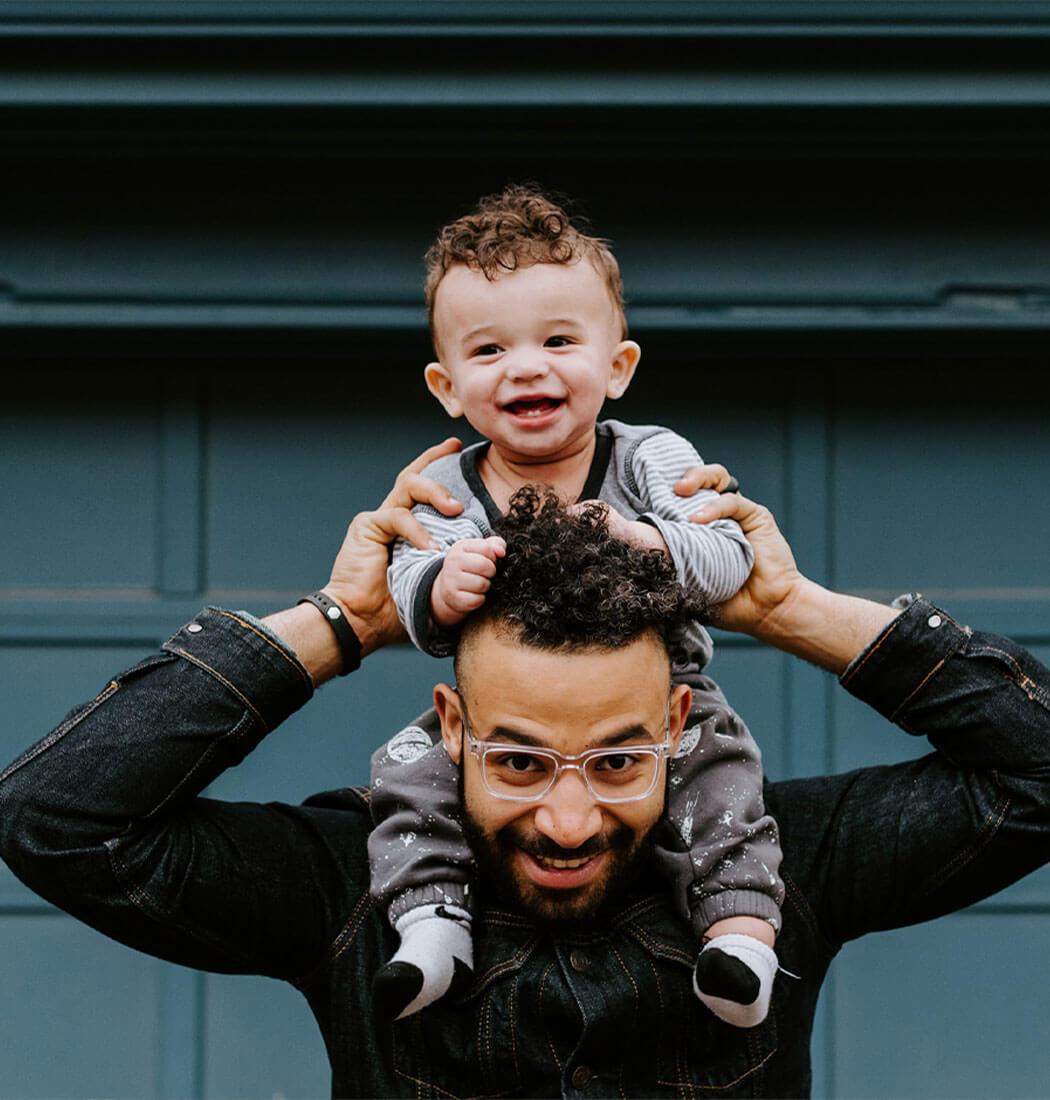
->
<box><xmin>544</xmin><ymin>335</ymin><xmax>574</xmax><ymax>348</ymax></box>
<box><xmin>471</xmin><ymin>344</ymin><xmax>501</xmax><ymax>358</ymax></box>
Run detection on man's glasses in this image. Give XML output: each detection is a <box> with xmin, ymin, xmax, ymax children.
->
<box><xmin>461</xmin><ymin>702</ymin><xmax>672</xmax><ymax>804</ymax></box>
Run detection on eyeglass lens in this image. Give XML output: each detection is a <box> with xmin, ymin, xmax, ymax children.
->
<box><xmin>482</xmin><ymin>748</ymin><xmax>659</xmax><ymax>801</ymax></box>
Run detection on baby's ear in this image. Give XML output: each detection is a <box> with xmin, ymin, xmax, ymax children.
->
<box><xmin>607</xmin><ymin>341</ymin><xmax>641</xmax><ymax>400</ymax></box>
<box><xmin>424</xmin><ymin>362</ymin><xmax>464</xmax><ymax>418</ymax></box>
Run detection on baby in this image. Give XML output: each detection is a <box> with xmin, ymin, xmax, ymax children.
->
<box><xmin>368</xmin><ymin>185</ymin><xmax>783</xmax><ymax>1029</ymax></box>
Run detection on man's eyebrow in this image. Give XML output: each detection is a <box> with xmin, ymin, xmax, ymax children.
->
<box><xmin>482</xmin><ymin>724</ymin><xmax>659</xmax><ymax>749</ymax></box>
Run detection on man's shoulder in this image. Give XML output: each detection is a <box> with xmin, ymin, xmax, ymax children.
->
<box><xmin>301</xmin><ymin>785</ymin><xmax>372</xmax><ymax>814</ymax></box>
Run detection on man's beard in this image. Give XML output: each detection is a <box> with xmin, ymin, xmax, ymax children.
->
<box><xmin>463</xmin><ymin>813</ymin><xmax>656</xmax><ymax>930</ymax></box>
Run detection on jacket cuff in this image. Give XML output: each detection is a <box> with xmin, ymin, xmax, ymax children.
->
<box><xmin>161</xmin><ymin>607</ymin><xmax>314</xmax><ymax>733</ymax></box>
<box><xmin>839</xmin><ymin>596</ymin><xmax>971</xmax><ymax>724</ymax></box>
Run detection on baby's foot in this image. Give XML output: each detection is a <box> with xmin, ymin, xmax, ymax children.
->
<box><xmin>693</xmin><ymin>933</ymin><xmax>777</xmax><ymax>1028</ymax></box>
<box><xmin>372</xmin><ymin>904</ymin><xmax>473</xmax><ymax>1021</ymax></box>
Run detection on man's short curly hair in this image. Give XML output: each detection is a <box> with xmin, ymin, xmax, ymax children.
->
<box><xmin>424</xmin><ymin>184</ymin><xmax>627</xmax><ymax>345</ymax></box>
<box><xmin>456</xmin><ymin>486</ymin><xmax>709</xmax><ymax>681</ymax></box>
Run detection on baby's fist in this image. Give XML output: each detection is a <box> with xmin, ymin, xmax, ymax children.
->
<box><xmin>431</xmin><ymin>536</ymin><xmax>507</xmax><ymax>627</ymax></box>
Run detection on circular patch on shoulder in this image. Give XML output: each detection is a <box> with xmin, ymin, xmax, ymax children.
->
<box><xmin>673</xmin><ymin>723</ymin><xmax>703</xmax><ymax>760</ymax></box>
<box><xmin>386</xmin><ymin>725</ymin><xmax>433</xmax><ymax>764</ymax></box>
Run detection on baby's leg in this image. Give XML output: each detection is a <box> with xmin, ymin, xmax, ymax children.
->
<box><xmin>654</xmin><ymin>677</ymin><xmax>784</xmax><ymax>1028</ymax></box>
<box><xmin>367</xmin><ymin>707</ymin><xmax>474</xmax><ymax>1020</ymax></box>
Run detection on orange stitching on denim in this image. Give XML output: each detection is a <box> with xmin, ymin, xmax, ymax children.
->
<box><xmin>889</xmin><ymin>658</ymin><xmax>946</xmax><ymax>722</ymax></box>
<box><xmin>0</xmin><ymin>680</ymin><xmax>119</xmax><ymax>786</ymax></box>
<box><xmin>392</xmin><ymin>1066</ymin><xmax>514</xmax><ymax>1100</ymax></box>
<box><xmin>656</xmin><ymin>1045</ymin><xmax>777</xmax><ymax>1092</ymax></box>
<box><xmin>214</xmin><ymin>609</ymin><xmax>313</xmax><ymax>692</ymax></box>
<box><xmin>322</xmin><ymin>889</ymin><xmax>375</xmax><ymax>971</ymax></box>
<box><xmin>609</xmin><ymin>942</ymin><xmax>640</xmax><ymax>1092</ymax></box>
<box><xmin>165</xmin><ymin>645</ymin><xmax>266</xmax><ymax>730</ymax></box>
<box><xmin>537</xmin><ymin>962</ymin><xmax>563</xmax><ymax>1072</ymax></box>
<box><xmin>924</xmin><ymin>794</ymin><xmax>1012</xmax><ymax>896</ymax></box>
<box><xmin>840</xmin><ymin>614</ymin><xmax>903</xmax><ymax>686</ymax></box>
<box><xmin>625</xmin><ymin>921</ymin><xmax>694</xmax><ymax>967</ymax></box>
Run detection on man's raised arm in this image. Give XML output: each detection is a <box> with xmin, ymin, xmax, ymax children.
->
<box><xmin>683</xmin><ymin>485</ymin><xmax>897</xmax><ymax>672</ymax></box>
<box><xmin>0</xmin><ymin>439</ymin><xmax>463</xmax><ymax>979</ymax></box>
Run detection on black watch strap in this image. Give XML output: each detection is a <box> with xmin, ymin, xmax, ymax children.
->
<box><xmin>297</xmin><ymin>591</ymin><xmax>362</xmax><ymax>676</ymax></box>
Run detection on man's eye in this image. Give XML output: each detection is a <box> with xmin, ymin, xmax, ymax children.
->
<box><xmin>594</xmin><ymin>753</ymin><xmax>638</xmax><ymax>772</ymax></box>
<box><xmin>545</xmin><ymin>335</ymin><xmax>573</xmax><ymax>348</ymax></box>
<box><xmin>493</xmin><ymin>752</ymin><xmax>542</xmax><ymax>773</ymax></box>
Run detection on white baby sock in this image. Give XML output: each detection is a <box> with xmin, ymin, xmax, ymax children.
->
<box><xmin>692</xmin><ymin>932</ymin><xmax>778</xmax><ymax>1029</ymax></box>
<box><xmin>372</xmin><ymin>904</ymin><xmax>473</xmax><ymax>1021</ymax></box>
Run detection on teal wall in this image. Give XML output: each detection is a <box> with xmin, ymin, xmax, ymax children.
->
<box><xmin>2</xmin><ymin>3</ymin><xmax>1050</xmax><ymax>1097</ymax></box>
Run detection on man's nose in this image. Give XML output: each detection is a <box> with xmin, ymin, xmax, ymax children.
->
<box><xmin>533</xmin><ymin>769</ymin><xmax>603</xmax><ymax>850</ymax></box>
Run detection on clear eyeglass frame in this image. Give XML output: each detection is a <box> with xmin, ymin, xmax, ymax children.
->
<box><xmin>461</xmin><ymin>702</ymin><xmax>673</xmax><ymax>804</ymax></box>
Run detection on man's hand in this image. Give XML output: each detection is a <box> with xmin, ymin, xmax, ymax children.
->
<box><xmin>323</xmin><ymin>437</ymin><xmax>465</xmax><ymax>657</ymax></box>
<box><xmin>679</xmin><ymin>469</ymin><xmax>897</xmax><ymax>671</ymax></box>
<box><xmin>684</xmin><ymin>489</ymin><xmax>804</xmax><ymax>637</ymax></box>
<box><xmin>430</xmin><ymin>536</ymin><xmax>507</xmax><ymax>627</ymax></box>
<box><xmin>266</xmin><ymin>437</ymin><xmax>465</xmax><ymax>683</ymax></box>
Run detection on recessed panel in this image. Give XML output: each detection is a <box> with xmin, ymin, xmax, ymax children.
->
<box><xmin>203</xmin><ymin>973</ymin><xmax>329</xmax><ymax>1100</ymax></box>
<box><xmin>0</xmin><ymin>915</ymin><xmax>166</xmax><ymax>1099</ymax></box>
<box><xmin>207</xmin><ymin>644</ymin><xmax>451</xmax><ymax>802</ymax></box>
<box><xmin>624</xmin><ymin>361</ymin><xmax>789</xmax><ymax>524</ymax></box>
<box><xmin>205</xmin><ymin>364</ymin><xmax>453</xmax><ymax>591</ymax></box>
<box><xmin>0</xmin><ymin>372</ymin><xmax>160</xmax><ymax>589</ymax></box>
<box><xmin>833</xmin><ymin>913</ymin><xmax>1050</xmax><ymax>1099</ymax></box>
<box><xmin>704</xmin><ymin>642</ymin><xmax>789</xmax><ymax>785</ymax></box>
<box><xmin>832</xmin><ymin>366</ymin><xmax>1050</xmax><ymax>594</ymax></box>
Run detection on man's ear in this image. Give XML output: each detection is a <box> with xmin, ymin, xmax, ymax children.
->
<box><xmin>433</xmin><ymin>682</ymin><xmax>465</xmax><ymax>764</ymax></box>
<box><xmin>666</xmin><ymin>682</ymin><xmax>693</xmax><ymax>757</ymax></box>
<box><xmin>424</xmin><ymin>362</ymin><xmax>464</xmax><ymax>418</ymax></box>
<box><xmin>606</xmin><ymin>340</ymin><xmax>641</xmax><ymax>400</ymax></box>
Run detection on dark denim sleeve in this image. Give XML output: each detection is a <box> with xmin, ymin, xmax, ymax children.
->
<box><xmin>771</xmin><ymin>597</ymin><xmax>1050</xmax><ymax>949</ymax></box>
<box><xmin>0</xmin><ymin>607</ymin><xmax>371</xmax><ymax>982</ymax></box>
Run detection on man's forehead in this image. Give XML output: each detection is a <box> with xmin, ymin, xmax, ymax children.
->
<box><xmin>455</xmin><ymin>621</ymin><xmax>671</xmax><ymax>742</ymax></box>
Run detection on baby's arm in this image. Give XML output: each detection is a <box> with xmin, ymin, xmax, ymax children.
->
<box><xmin>388</xmin><ymin>504</ymin><xmax>495</xmax><ymax>655</ymax></box>
<box><xmin>629</xmin><ymin>430</ymin><xmax>754</xmax><ymax>602</ymax></box>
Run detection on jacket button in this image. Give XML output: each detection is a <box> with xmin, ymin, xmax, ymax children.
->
<box><xmin>571</xmin><ymin>1065</ymin><xmax>594</xmax><ymax>1089</ymax></box>
<box><xmin>569</xmin><ymin>949</ymin><xmax>589</xmax><ymax>972</ymax></box>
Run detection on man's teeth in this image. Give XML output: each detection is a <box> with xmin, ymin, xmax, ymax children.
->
<box><xmin>535</xmin><ymin>854</ymin><xmax>592</xmax><ymax>869</ymax></box>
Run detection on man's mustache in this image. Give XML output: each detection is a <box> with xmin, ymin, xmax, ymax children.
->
<box><xmin>498</xmin><ymin>823</ymin><xmax>632</xmax><ymax>862</ymax></box>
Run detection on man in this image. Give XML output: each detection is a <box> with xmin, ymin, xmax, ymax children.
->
<box><xmin>1</xmin><ymin>438</ymin><xmax>1048</xmax><ymax>1098</ymax></box>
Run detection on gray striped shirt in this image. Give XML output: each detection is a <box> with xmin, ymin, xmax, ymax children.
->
<box><xmin>387</xmin><ymin>419</ymin><xmax>754</xmax><ymax>671</ymax></box>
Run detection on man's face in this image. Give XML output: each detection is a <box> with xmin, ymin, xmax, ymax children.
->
<box><xmin>436</xmin><ymin>623</ymin><xmax>691</xmax><ymax>926</ymax></box>
<box><xmin>424</xmin><ymin>261</ymin><xmax>640</xmax><ymax>466</ymax></box>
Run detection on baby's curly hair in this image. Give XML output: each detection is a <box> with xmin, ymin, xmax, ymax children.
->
<box><xmin>457</xmin><ymin>486</ymin><xmax>709</xmax><ymax>670</ymax></box>
<box><xmin>424</xmin><ymin>183</ymin><xmax>627</xmax><ymax>342</ymax></box>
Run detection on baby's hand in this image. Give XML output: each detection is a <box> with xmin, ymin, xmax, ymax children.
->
<box><xmin>431</xmin><ymin>537</ymin><xmax>507</xmax><ymax>627</ymax></box>
<box><xmin>573</xmin><ymin>501</ymin><xmax>669</xmax><ymax>554</ymax></box>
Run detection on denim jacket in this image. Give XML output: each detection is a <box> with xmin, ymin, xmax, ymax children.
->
<box><xmin>1</xmin><ymin>598</ymin><xmax>1049</xmax><ymax>1098</ymax></box>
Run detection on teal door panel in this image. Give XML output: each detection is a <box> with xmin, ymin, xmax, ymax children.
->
<box><xmin>832</xmin><ymin>369</ymin><xmax>1050</xmax><ymax>595</ymax></box>
<box><xmin>0</xmin><ymin>376</ymin><xmax>162</xmax><ymax>589</ymax></box>
<box><xmin>832</xmin><ymin>914</ymin><xmax>1050</xmax><ymax>1099</ymax></box>
<box><xmin>0</xmin><ymin>915</ymin><xmax>175</xmax><ymax>1099</ymax></box>
<box><xmin>204</xmin><ymin>364</ymin><xmax>455</xmax><ymax>592</ymax></box>
<box><xmin>206</xmin><ymin>643</ymin><xmax>451</xmax><ymax>803</ymax></box>
<box><xmin>202</xmin><ymin>974</ymin><xmax>328</xmax><ymax>1100</ymax></box>
<box><xmin>1</xmin><ymin>357</ymin><xmax>1048</xmax><ymax>1099</ymax></box>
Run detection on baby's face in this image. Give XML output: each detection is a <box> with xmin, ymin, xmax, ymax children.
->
<box><xmin>426</xmin><ymin>260</ymin><xmax>640</xmax><ymax>465</ymax></box>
